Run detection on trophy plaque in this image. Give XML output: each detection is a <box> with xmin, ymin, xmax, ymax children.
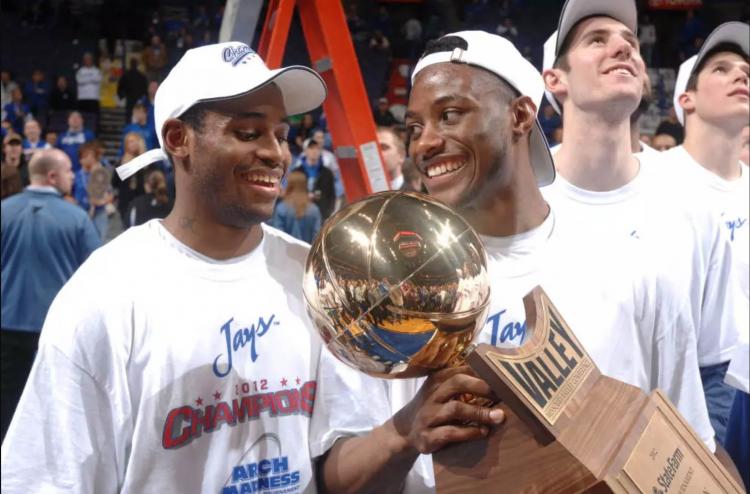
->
<box><xmin>433</xmin><ymin>287</ymin><xmax>744</xmax><ymax>493</ymax></box>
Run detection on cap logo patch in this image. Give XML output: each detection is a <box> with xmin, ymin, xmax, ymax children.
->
<box><xmin>222</xmin><ymin>45</ymin><xmax>255</xmax><ymax>66</ymax></box>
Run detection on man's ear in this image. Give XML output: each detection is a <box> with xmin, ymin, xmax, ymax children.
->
<box><xmin>542</xmin><ymin>68</ymin><xmax>566</xmax><ymax>106</ymax></box>
<box><xmin>678</xmin><ymin>91</ymin><xmax>695</xmax><ymax>115</ymax></box>
<box><xmin>162</xmin><ymin>119</ymin><xmax>190</xmax><ymax>165</ymax></box>
<box><xmin>510</xmin><ymin>96</ymin><xmax>537</xmax><ymax>141</ymax></box>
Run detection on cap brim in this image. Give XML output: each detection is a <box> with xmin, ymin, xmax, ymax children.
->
<box><xmin>556</xmin><ymin>0</ymin><xmax>637</xmax><ymax>56</ymax></box>
<box><xmin>531</xmin><ymin>120</ymin><xmax>556</xmax><ymax>187</ymax></box>
<box><xmin>269</xmin><ymin>65</ymin><xmax>327</xmax><ymax>116</ymax></box>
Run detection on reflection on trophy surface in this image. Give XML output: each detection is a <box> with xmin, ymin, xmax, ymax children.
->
<box><xmin>303</xmin><ymin>191</ymin><xmax>490</xmax><ymax>378</ymax></box>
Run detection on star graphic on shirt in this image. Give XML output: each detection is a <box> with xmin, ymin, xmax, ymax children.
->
<box><xmin>295</xmin><ymin>377</ymin><xmax>301</xmax><ymax>385</ymax></box>
<box><xmin>195</xmin><ymin>397</ymin><xmax>203</xmax><ymax>407</ymax></box>
<box><xmin>213</xmin><ymin>391</ymin><xmax>222</xmax><ymax>400</ymax></box>
<box><xmin>280</xmin><ymin>377</ymin><xmax>288</xmax><ymax>387</ymax></box>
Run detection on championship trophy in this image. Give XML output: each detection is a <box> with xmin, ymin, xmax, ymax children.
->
<box><xmin>303</xmin><ymin>191</ymin><xmax>743</xmax><ymax>493</ymax></box>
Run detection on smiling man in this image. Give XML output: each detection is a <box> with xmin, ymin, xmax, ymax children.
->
<box><xmin>541</xmin><ymin>0</ymin><xmax>741</xmax><ymax>474</ymax></box>
<box><xmin>664</xmin><ymin>22</ymin><xmax>750</xmax><ymax>447</ymax></box>
<box><xmin>0</xmin><ymin>43</ymin><xmax>379</xmax><ymax>493</ymax></box>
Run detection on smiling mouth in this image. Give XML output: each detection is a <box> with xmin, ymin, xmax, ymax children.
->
<box><xmin>604</xmin><ymin>67</ymin><xmax>636</xmax><ymax>77</ymax></box>
<box><xmin>424</xmin><ymin>160</ymin><xmax>466</xmax><ymax>178</ymax></box>
<box><xmin>238</xmin><ymin>172</ymin><xmax>280</xmax><ymax>187</ymax></box>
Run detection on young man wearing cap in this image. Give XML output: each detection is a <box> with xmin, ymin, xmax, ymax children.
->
<box><xmin>318</xmin><ymin>30</ymin><xmax>720</xmax><ymax>493</ymax></box>
<box><xmin>1</xmin><ymin>43</ymin><xmax>379</xmax><ymax>493</ymax></box>
<box><xmin>541</xmin><ymin>0</ymin><xmax>740</xmax><ymax>465</ymax></box>
<box><xmin>665</xmin><ymin>21</ymin><xmax>750</xmax><ymax>446</ymax></box>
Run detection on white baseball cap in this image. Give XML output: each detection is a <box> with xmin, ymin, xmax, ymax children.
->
<box><xmin>411</xmin><ymin>30</ymin><xmax>555</xmax><ymax>187</ymax></box>
<box><xmin>673</xmin><ymin>22</ymin><xmax>750</xmax><ymax>125</ymax></box>
<box><xmin>117</xmin><ymin>42</ymin><xmax>327</xmax><ymax>180</ymax></box>
<box><xmin>542</xmin><ymin>0</ymin><xmax>638</xmax><ymax>113</ymax></box>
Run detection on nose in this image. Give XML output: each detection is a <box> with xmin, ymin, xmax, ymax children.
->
<box><xmin>411</xmin><ymin>123</ymin><xmax>444</xmax><ymax>165</ymax></box>
<box><xmin>732</xmin><ymin>66</ymin><xmax>749</xmax><ymax>86</ymax></box>
<box><xmin>610</xmin><ymin>34</ymin><xmax>634</xmax><ymax>61</ymax></box>
<box><xmin>255</xmin><ymin>133</ymin><xmax>284</xmax><ymax>168</ymax></box>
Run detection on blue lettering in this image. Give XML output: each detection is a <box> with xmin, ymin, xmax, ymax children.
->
<box><xmin>232</xmin><ymin>465</ymin><xmax>249</xmax><ymax>483</ymax></box>
<box><xmin>487</xmin><ymin>309</ymin><xmax>526</xmax><ymax>345</ymax></box>
<box><xmin>212</xmin><ymin>315</ymin><xmax>276</xmax><ymax>378</ymax></box>
<box><xmin>258</xmin><ymin>459</ymin><xmax>272</xmax><ymax>476</ymax></box>
<box><xmin>725</xmin><ymin>217</ymin><xmax>747</xmax><ymax>242</ymax></box>
<box><xmin>272</xmin><ymin>456</ymin><xmax>289</xmax><ymax>473</ymax></box>
<box><xmin>222</xmin><ymin>487</ymin><xmax>240</xmax><ymax>494</ymax></box>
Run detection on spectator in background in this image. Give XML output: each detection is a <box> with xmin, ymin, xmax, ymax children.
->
<box><xmin>655</xmin><ymin>107</ymin><xmax>685</xmax><ymax>144</ymax></box>
<box><xmin>538</xmin><ymin>102</ymin><xmax>561</xmax><ymax>144</ymax></box>
<box><xmin>1</xmin><ymin>71</ymin><xmax>19</xmax><ymax>110</ymax></box>
<box><xmin>117</xmin><ymin>58</ymin><xmax>148</xmax><ymax>124</ymax></box>
<box><xmin>49</xmin><ymin>76</ymin><xmax>76</xmax><ymax>113</ymax></box>
<box><xmin>631</xmin><ymin>75</ymin><xmax>658</xmax><ymax>155</ymax></box>
<box><xmin>44</xmin><ymin>131</ymin><xmax>58</xmax><ymax>148</ymax></box>
<box><xmin>23</xmin><ymin>69</ymin><xmax>50</xmax><ymax>118</ymax></box>
<box><xmin>292</xmin><ymin>113</ymin><xmax>317</xmax><ymax>153</ymax></box>
<box><xmin>143</xmin><ymin>35</ymin><xmax>168</xmax><ymax>82</ymax></box>
<box><xmin>1</xmin><ymin>164</ymin><xmax>22</xmax><ymax>199</ymax></box>
<box><xmin>373</xmin><ymin>97</ymin><xmax>397</xmax><ymax>126</ymax></box>
<box><xmin>402</xmin><ymin>16</ymin><xmax>423</xmax><ymax>59</ymax></box>
<box><xmin>3</xmin><ymin>88</ymin><xmax>31</xmax><ymax>135</ymax></box>
<box><xmin>1</xmin><ymin>134</ymin><xmax>29</xmax><ymax>187</ymax></box>
<box><xmin>310</xmin><ymin>128</ymin><xmax>344</xmax><ymax>201</ymax></box>
<box><xmin>551</xmin><ymin>126</ymin><xmax>564</xmax><ymax>147</ymax></box>
<box><xmin>292</xmin><ymin>138</ymin><xmax>336</xmax><ymax>220</ymax></box>
<box><xmin>495</xmin><ymin>18</ymin><xmax>519</xmax><ymax>44</ymax></box>
<box><xmin>652</xmin><ymin>133</ymin><xmax>677</xmax><ymax>151</ymax></box>
<box><xmin>73</xmin><ymin>141</ymin><xmax>111</xmax><ymax>240</ymax></box>
<box><xmin>0</xmin><ymin>148</ymin><xmax>100</xmax><ymax>442</ymax></box>
<box><xmin>121</xmin><ymin>103</ymin><xmax>156</xmax><ymax>153</ymax></box>
<box><xmin>112</xmin><ymin>131</ymin><xmax>148</xmax><ymax>226</ymax></box>
<box><xmin>57</xmin><ymin>111</ymin><xmax>94</xmax><ymax>172</ymax></box>
<box><xmin>76</xmin><ymin>52</ymin><xmax>102</xmax><ymax>115</ymax></box>
<box><xmin>22</xmin><ymin>119</ymin><xmax>50</xmax><ymax>160</ymax></box>
<box><xmin>127</xmin><ymin>169</ymin><xmax>172</xmax><ymax>227</ymax></box>
<box><xmin>639</xmin><ymin>15</ymin><xmax>657</xmax><ymax>66</ymax></box>
<box><xmin>137</xmin><ymin>81</ymin><xmax>159</xmax><ymax>150</ymax></box>
<box><xmin>271</xmin><ymin>169</ymin><xmax>322</xmax><ymax>243</ymax></box>
<box><xmin>376</xmin><ymin>126</ymin><xmax>405</xmax><ymax>190</ymax></box>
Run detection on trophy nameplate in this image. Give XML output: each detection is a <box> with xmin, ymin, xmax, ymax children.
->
<box><xmin>433</xmin><ymin>287</ymin><xmax>743</xmax><ymax>493</ymax></box>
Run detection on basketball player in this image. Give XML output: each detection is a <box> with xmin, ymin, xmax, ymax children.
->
<box><xmin>318</xmin><ymin>30</ymin><xmax>730</xmax><ymax>493</ymax></box>
<box><xmin>1</xmin><ymin>43</ymin><xmax>380</xmax><ymax>493</ymax></box>
<box><xmin>542</xmin><ymin>0</ymin><xmax>742</xmax><ymax>457</ymax></box>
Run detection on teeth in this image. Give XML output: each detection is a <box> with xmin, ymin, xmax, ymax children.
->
<box><xmin>244</xmin><ymin>174</ymin><xmax>278</xmax><ymax>184</ymax></box>
<box><xmin>426</xmin><ymin>161</ymin><xmax>464</xmax><ymax>178</ymax></box>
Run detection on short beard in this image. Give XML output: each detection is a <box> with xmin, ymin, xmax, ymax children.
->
<box><xmin>195</xmin><ymin>170</ymin><xmax>273</xmax><ymax>229</ymax></box>
<box><xmin>457</xmin><ymin>153</ymin><xmax>504</xmax><ymax>212</ymax></box>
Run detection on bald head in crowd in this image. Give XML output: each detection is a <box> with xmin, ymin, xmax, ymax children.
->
<box><xmin>28</xmin><ymin>149</ymin><xmax>75</xmax><ymax>196</ymax></box>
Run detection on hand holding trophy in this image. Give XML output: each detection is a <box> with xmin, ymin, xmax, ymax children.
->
<box><xmin>304</xmin><ymin>191</ymin><xmax>743</xmax><ymax>493</ymax></box>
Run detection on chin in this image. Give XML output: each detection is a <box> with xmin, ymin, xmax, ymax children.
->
<box><xmin>218</xmin><ymin>204</ymin><xmax>274</xmax><ymax>229</ymax></box>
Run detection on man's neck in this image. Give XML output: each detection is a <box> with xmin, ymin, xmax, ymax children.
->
<box><xmin>555</xmin><ymin>106</ymin><xmax>639</xmax><ymax>191</ymax></box>
<box><xmin>460</xmin><ymin>150</ymin><xmax>549</xmax><ymax>238</ymax></box>
<box><xmin>630</xmin><ymin>118</ymin><xmax>643</xmax><ymax>153</ymax></box>
<box><xmin>682</xmin><ymin>118</ymin><xmax>744</xmax><ymax>181</ymax></box>
<box><xmin>69</xmin><ymin>127</ymin><xmax>82</xmax><ymax>133</ymax></box>
<box><xmin>163</xmin><ymin>201</ymin><xmax>265</xmax><ymax>260</ymax></box>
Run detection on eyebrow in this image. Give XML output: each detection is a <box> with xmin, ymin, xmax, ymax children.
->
<box><xmin>582</xmin><ymin>28</ymin><xmax>638</xmax><ymax>45</ymax></box>
<box><xmin>404</xmin><ymin>93</ymin><xmax>471</xmax><ymax>121</ymax></box>
<box><xmin>230</xmin><ymin>111</ymin><xmax>268</xmax><ymax>119</ymax></box>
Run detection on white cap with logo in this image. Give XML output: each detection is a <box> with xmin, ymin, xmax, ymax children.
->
<box><xmin>116</xmin><ymin>42</ymin><xmax>327</xmax><ymax>180</ymax></box>
<box><xmin>411</xmin><ymin>30</ymin><xmax>555</xmax><ymax>187</ymax></box>
<box><xmin>542</xmin><ymin>0</ymin><xmax>638</xmax><ymax>114</ymax></box>
<box><xmin>673</xmin><ymin>22</ymin><xmax>750</xmax><ymax>126</ymax></box>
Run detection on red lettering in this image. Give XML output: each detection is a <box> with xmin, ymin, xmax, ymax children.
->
<box><xmin>274</xmin><ymin>389</ymin><xmax>299</xmax><ymax>414</ymax></box>
<box><xmin>162</xmin><ymin>406</ymin><xmax>192</xmax><ymax>449</ymax></box>
<box><xmin>213</xmin><ymin>401</ymin><xmax>236</xmax><ymax>430</ymax></box>
<box><xmin>300</xmin><ymin>381</ymin><xmax>316</xmax><ymax>416</ymax></box>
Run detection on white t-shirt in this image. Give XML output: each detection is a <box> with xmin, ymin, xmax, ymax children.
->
<box><xmin>544</xmin><ymin>155</ymin><xmax>739</xmax><ymax>369</ymax></box>
<box><xmin>76</xmin><ymin>66</ymin><xmax>102</xmax><ymax>101</ymax></box>
<box><xmin>661</xmin><ymin>145</ymin><xmax>749</xmax><ymax>322</ymax></box>
<box><xmin>0</xmin><ymin>221</ymin><xmax>380</xmax><ymax>494</ymax></box>
<box><xmin>377</xmin><ymin>209</ymin><xmax>715</xmax><ymax>493</ymax></box>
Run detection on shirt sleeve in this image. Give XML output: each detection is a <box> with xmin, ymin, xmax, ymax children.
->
<box><xmin>308</xmin><ymin>347</ymin><xmax>392</xmax><ymax>459</ymax></box>
<box><xmin>0</xmin><ymin>344</ymin><xmax>121</xmax><ymax>494</ymax></box>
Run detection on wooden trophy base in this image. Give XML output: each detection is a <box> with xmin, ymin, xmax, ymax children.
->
<box><xmin>433</xmin><ymin>288</ymin><xmax>743</xmax><ymax>494</ymax></box>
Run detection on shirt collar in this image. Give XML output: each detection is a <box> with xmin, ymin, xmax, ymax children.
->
<box><xmin>26</xmin><ymin>185</ymin><xmax>61</xmax><ymax>195</ymax></box>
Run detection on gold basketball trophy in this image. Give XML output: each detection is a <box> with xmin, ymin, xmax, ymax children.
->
<box><xmin>303</xmin><ymin>191</ymin><xmax>743</xmax><ymax>493</ymax></box>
